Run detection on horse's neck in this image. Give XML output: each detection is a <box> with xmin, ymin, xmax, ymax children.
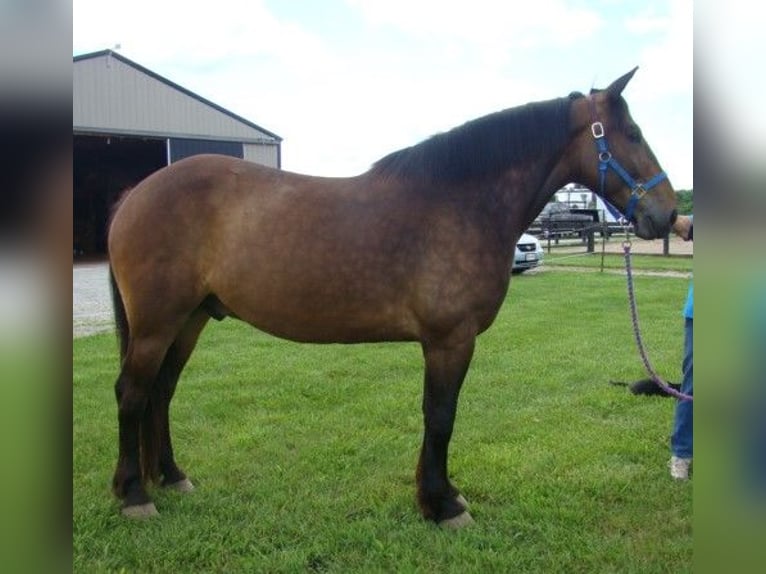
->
<box><xmin>526</xmin><ymin>167</ymin><xmax>570</xmax><ymax>224</ymax></box>
<box><xmin>493</xmin><ymin>160</ymin><xmax>571</xmax><ymax>245</ymax></box>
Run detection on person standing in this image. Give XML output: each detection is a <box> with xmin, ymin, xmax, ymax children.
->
<box><xmin>670</xmin><ymin>215</ymin><xmax>693</xmax><ymax>479</ymax></box>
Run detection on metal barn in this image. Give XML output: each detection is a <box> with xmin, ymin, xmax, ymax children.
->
<box><xmin>73</xmin><ymin>49</ymin><xmax>282</xmax><ymax>257</ymax></box>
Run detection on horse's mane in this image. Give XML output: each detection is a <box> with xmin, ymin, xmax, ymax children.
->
<box><xmin>371</xmin><ymin>92</ymin><xmax>584</xmax><ymax>185</ymax></box>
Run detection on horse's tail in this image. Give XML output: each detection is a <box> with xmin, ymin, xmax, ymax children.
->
<box><xmin>109</xmin><ymin>266</ymin><xmax>129</xmax><ymax>361</ymax></box>
<box><xmin>110</xmin><ymin>265</ymin><xmax>162</xmax><ymax>485</ymax></box>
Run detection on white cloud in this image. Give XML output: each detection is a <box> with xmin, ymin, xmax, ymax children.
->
<box><xmin>73</xmin><ymin>0</ymin><xmax>693</xmax><ymax>186</ymax></box>
<box><xmin>346</xmin><ymin>0</ymin><xmax>603</xmax><ymax>51</ymax></box>
<box><xmin>73</xmin><ymin>0</ymin><xmax>329</xmax><ymax>71</ymax></box>
<box><xmin>614</xmin><ymin>1</ymin><xmax>693</xmax><ymax>188</ymax></box>
<box><xmin>630</xmin><ymin>0</ymin><xmax>693</xmax><ymax>98</ymax></box>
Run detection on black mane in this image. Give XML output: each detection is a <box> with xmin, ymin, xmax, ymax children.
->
<box><xmin>371</xmin><ymin>93</ymin><xmax>582</xmax><ymax>185</ymax></box>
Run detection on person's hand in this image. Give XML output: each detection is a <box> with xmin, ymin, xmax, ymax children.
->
<box><xmin>672</xmin><ymin>215</ymin><xmax>693</xmax><ymax>241</ymax></box>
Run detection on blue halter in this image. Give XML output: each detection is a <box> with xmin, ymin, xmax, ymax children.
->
<box><xmin>589</xmin><ymin>100</ymin><xmax>667</xmax><ymax>222</ymax></box>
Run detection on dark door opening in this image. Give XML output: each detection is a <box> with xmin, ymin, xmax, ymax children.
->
<box><xmin>73</xmin><ymin>134</ymin><xmax>166</xmax><ymax>258</ymax></box>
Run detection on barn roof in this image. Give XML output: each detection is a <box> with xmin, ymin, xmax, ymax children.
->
<box><xmin>73</xmin><ymin>50</ymin><xmax>282</xmax><ymax>143</ymax></box>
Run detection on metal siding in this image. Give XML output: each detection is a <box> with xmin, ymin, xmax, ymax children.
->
<box><xmin>74</xmin><ymin>53</ymin><xmax>278</xmax><ymax>143</ymax></box>
<box><xmin>243</xmin><ymin>143</ymin><xmax>280</xmax><ymax>167</ymax></box>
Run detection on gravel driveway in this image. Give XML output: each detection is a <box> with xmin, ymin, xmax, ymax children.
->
<box><xmin>73</xmin><ymin>261</ymin><xmax>113</xmax><ymax>338</ymax></box>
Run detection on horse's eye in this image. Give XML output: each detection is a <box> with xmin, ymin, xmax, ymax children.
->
<box><xmin>627</xmin><ymin>126</ymin><xmax>642</xmax><ymax>143</ymax></box>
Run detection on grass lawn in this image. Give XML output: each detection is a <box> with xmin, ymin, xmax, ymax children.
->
<box><xmin>543</xmin><ymin>251</ymin><xmax>693</xmax><ymax>273</ymax></box>
<box><xmin>73</xmin><ymin>269</ymin><xmax>692</xmax><ymax>573</ymax></box>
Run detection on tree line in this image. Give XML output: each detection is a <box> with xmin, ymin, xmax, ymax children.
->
<box><xmin>676</xmin><ymin>189</ymin><xmax>693</xmax><ymax>214</ymax></box>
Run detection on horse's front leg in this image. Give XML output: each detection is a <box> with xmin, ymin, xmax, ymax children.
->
<box><xmin>417</xmin><ymin>334</ymin><xmax>475</xmax><ymax>528</ymax></box>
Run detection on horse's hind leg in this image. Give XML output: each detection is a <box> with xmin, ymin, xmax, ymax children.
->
<box><xmin>156</xmin><ymin>310</ymin><xmax>210</xmax><ymax>491</ymax></box>
<box><xmin>112</xmin><ymin>333</ymin><xmax>175</xmax><ymax>517</ymax></box>
<box><xmin>113</xmin><ymin>310</ymin><xmax>209</xmax><ymax>516</ymax></box>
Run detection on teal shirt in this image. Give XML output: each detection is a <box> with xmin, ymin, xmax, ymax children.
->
<box><xmin>683</xmin><ymin>215</ymin><xmax>693</xmax><ymax>320</ymax></box>
<box><xmin>683</xmin><ymin>282</ymin><xmax>693</xmax><ymax>319</ymax></box>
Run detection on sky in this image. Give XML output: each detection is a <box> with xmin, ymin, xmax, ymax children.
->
<box><xmin>73</xmin><ymin>0</ymin><xmax>694</xmax><ymax>189</ymax></box>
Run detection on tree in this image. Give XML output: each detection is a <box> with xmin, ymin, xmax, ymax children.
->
<box><xmin>676</xmin><ymin>189</ymin><xmax>693</xmax><ymax>214</ymax></box>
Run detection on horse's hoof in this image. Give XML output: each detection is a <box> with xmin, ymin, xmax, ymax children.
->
<box><xmin>165</xmin><ymin>478</ymin><xmax>195</xmax><ymax>493</ymax></box>
<box><xmin>439</xmin><ymin>510</ymin><xmax>474</xmax><ymax>529</ymax></box>
<box><xmin>121</xmin><ymin>502</ymin><xmax>159</xmax><ymax>519</ymax></box>
<box><xmin>455</xmin><ymin>494</ymin><xmax>469</xmax><ymax>510</ymax></box>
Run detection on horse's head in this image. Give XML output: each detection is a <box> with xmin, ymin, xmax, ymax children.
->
<box><xmin>570</xmin><ymin>68</ymin><xmax>677</xmax><ymax>239</ymax></box>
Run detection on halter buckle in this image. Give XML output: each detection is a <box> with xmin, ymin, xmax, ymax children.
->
<box><xmin>591</xmin><ymin>121</ymin><xmax>605</xmax><ymax>139</ymax></box>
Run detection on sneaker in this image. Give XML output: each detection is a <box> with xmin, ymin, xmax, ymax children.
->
<box><xmin>669</xmin><ymin>456</ymin><xmax>692</xmax><ymax>480</ymax></box>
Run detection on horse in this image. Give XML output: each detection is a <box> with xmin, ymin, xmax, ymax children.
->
<box><xmin>108</xmin><ymin>68</ymin><xmax>677</xmax><ymax>527</ymax></box>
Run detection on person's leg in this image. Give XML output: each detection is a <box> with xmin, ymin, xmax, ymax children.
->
<box><xmin>670</xmin><ymin>317</ymin><xmax>693</xmax><ymax>478</ymax></box>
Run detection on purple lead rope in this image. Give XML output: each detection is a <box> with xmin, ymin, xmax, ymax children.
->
<box><xmin>623</xmin><ymin>242</ymin><xmax>693</xmax><ymax>402</ymax></box>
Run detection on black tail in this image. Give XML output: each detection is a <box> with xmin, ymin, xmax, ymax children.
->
<box><xmin>109</xmin><ymin>266</ymin><xmax>129</xmax><ymax>361</ymax></box>
<box><xmin>110</xmin><ymin>265</ymin><xmax>161</xmax><ymax>484</ymax></box>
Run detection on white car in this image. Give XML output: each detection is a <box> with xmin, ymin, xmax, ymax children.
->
<box><xmin>512</xmin><ymin>233</ymin><xmax>544</xmax><ymax>273</ymax></box>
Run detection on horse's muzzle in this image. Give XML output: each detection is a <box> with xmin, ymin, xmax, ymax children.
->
<box><xmin>634</xmin><ymin>207</ymin><xmax>677</xmax><ymax>240</ymax></box>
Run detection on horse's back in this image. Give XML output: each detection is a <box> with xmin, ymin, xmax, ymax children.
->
<box><xmin>112</xmin><ymin>154</ymin><xmax>267</xmax><ymax>224</ymax></box>
<box><xmin>109</xmin><ymin>154</ymin><xmax>292</xmax><ymax>260</ymax></box>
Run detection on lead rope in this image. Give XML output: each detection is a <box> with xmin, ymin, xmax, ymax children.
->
<box><xmin>623</xmin><ymin>240</ymin><xmax>693</xmax><ymax>401</ymax></box>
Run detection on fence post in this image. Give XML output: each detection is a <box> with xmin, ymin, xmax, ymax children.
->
<box><xmin>663</xmin><ymin>234</ymin><xmax>670</xmax><ymax>256</ymax></box>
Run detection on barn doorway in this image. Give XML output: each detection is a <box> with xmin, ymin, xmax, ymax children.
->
<box><xmin>73</xmin><ymin>134</ymin><xmax>166</xmax><ymax>258</ymax></box>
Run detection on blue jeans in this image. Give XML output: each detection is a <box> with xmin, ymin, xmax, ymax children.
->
<box><xmin>671</xmin><ymin>318</ymin><xmax>693</xmax><ymax>458</ymax></box>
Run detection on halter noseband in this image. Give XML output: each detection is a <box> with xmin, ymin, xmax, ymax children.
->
<box><xmin>588</xmin><ymin>97</ymin><xmax>667</xmax><ymax>222</ymax></box>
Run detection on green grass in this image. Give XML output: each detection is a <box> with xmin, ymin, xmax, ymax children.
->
<box><xmin>74</xmin><ymin>270</ymin><xmax>692</xmax><ymax>573</ymax></box>
<box><xmin>543</xmin><ymin>251</ymin><xmax>693</xmax><ymax>273</ymax></box>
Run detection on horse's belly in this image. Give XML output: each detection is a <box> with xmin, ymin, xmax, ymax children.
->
<box><xmin>234</xmin><ymin>301</ymin><xmax>419</xmax><ymax>344</ymax></box>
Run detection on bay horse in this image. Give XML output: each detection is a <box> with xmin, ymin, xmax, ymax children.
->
<box><xmin>108</xmin><ymin>68</ymin><xmax>677</xmax><ymax>526</ymax></box>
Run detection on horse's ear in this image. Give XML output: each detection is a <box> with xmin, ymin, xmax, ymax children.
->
<box><xmin>605</xmin><ymin>67</ymin><xmax>639</xmax><ymax>100</ymax></box>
